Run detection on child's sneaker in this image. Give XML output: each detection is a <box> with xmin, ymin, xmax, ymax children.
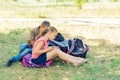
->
<box><xmin>6</xmin><ymin>60</ymin><xmax>14</xmax><ymax>67</ymax></box>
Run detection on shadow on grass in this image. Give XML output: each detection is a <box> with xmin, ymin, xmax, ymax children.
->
<box><xmin>0</xmin><ymin>29</ymin><xmax>120</xmax><ymax>80</ymax></box>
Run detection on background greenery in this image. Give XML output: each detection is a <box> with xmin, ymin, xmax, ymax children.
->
<box><xmin>0</xmin><ymin>0</ymin><xmax>120</xmax><ymax>18</ymax></box>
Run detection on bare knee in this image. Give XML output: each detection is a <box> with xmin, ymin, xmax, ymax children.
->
<box><xmin>52</xmin><ymin>48</ymin><xmax>61</xmax><ymax>55</ymax></box>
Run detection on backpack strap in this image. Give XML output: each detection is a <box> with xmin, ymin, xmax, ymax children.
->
<box><xmin>49</xmin><ymin>40</ymin><xmax>66</xmax><ymax>47</ymax></box>
<box><xmin>81</xmin><ymin>39</ymin><xmax>89</xmax><ymax>51</ymax></box>
<box><xmin>81</xmin><ymin>40</ymin><xmax>86</xmax><ymax>48</ymax></box>
<box><xmin>67</xmin><ymin>39</ymin><xmax>75</xmax><ymax>54</ymax></box>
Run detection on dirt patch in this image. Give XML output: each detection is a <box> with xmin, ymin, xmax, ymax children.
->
<box><xmin>0</xmin><ymin>18</ymin><xmax>119</xmax><ymax>45</ymax></box>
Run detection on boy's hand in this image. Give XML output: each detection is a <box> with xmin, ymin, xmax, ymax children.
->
<box><xmin>28</xmin><ymin>40</ymin><xmax>35</xmax><ymax>46</ymax></box>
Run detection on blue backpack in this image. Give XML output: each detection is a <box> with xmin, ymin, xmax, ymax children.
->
<box><xmin>49</xmin><ymin>38</ymin><xmax>89</xmax><ymax>58</ymax></box>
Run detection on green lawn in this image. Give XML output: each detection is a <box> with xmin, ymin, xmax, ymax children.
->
<box><xmin>0</xmin><ymin>28</ymin><xmax>120</xmax><ymax>80</ymax></box>
<box><xmin>0</xmin><ymin>1</ymin><xmax>120</xmax><ymax>80</ymax></box>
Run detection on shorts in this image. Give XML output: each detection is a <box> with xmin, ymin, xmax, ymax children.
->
<box><xmin>31</xmin><ymin>53</ymin><xmax>47</xmax><ymax>65</ymax></box>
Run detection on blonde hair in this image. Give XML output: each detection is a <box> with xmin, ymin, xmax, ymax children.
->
<box><xmin>35</xmin><ymin>26</ymin><xmax>57</xmax><ymax>40</ymax></box>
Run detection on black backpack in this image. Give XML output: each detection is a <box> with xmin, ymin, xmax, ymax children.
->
<box><xmin>49</xmin><ymin>38</ymin><xmax>89</xmax><ymax>58</ymax></box>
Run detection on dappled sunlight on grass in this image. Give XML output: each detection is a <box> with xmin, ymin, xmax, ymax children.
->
<box><xmin>0</xmin><ymin>18</ymin><xmax>120</xmax><ymax>45</ymax></box>
<box><xmin>89</xmin><ymin>41</ymin><xmax>120</xmax><ymax>61</ymax></box>
<box><xmin>0</xmin><ymin>1</ymin><xmax>120</xmax><ymax>79</ymax></box>
<box><xmin>114</xmin><ymin>70</ymin><xmax>120</xmax><ymax>76</ymax></box>
<box><xmin>0</xmin><ymin>28</ymin><xmax>119</xmax><ymax>79</ymax></box>
<box><xmin>57</xmin><ymin>25</ymin><xmax>120</xmax><ymax>45</ymax></box>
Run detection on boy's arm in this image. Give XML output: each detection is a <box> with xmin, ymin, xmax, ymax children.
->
<box><xmin>28</xmin><ymin>28</ymin><xmax>35</xmax><ymax>47</ymax></box>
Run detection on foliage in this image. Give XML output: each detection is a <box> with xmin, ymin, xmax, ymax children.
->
<box><xmin>35</xmin><ymin>0</ymin><xmax>41</xmax><ymax>2</ymax></box>
<box><xmin>75</xmin><ymin>0</ymin><xmax>88</xmax><ymax>9</ymax></box>
<box><xmin>0</xmin><ymin>0</ymin><xmax>120</xmax><ymax>18</ymax></box>
<box><xmin>113</xmin><ymin>0</ymin><xmax>118</xmax><ymax>2</ymax></box>
<box><xmin>56</xmin><ymin>0</ymin><xmax>73</xmax><ymax>2</ymax></box>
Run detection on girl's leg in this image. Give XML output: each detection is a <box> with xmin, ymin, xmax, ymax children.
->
<box><xmin>67</xmin><ymin>54</ymin><xmax>86</xmax><ymax>60</ymax></box>
<box><xmin>46</xmin><ymin>49</ymin><xmax>85</xmax><ymax>66</ymax></box>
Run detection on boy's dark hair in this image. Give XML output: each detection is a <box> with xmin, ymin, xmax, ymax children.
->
<box><xmin>41</xmin><ymin>21</ymin><xmax>50</xmax><ymax>27</ymax></box>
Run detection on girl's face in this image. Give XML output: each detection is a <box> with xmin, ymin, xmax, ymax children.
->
<box><xmin>49</xmin><ymin>31</ymin><xmax>58</xmax><ymax>40</ymax></box>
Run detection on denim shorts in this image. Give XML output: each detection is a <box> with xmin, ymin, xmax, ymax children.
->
<box><xmin>31</xmin><ymin>53</ymin><xmax>47</xmax><ymax>65</ymax></box>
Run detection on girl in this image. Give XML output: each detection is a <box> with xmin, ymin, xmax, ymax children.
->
<box><xmin>6</xmin><ymin>21</ymin><xmax>51</xmax><ymax>67</ymax></box>
<box><xmin>31</xmin><ymin>27</ymin><xmax>87</xmax><ymax>67</ymax></box>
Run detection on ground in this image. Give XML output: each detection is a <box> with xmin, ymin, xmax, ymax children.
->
<box><xmin>0</xmin><ymin>1</ymin><xmax>120</xmax><ymax>80</ymax></box>
<box><xmin>0</xmin><ymin>19</ymin><xmax>120</xmax><ymax>80</ymax></box>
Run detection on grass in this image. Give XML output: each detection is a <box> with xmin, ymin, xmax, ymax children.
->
<box><xmin>0</xmin><ymin>27</ymin><xmax>120</xmax><ymax>80</ymax></box>
<box><xmin>0</xmin><ymin>1</ymin><xmax>120</xmax><ymax>80</ymax></box>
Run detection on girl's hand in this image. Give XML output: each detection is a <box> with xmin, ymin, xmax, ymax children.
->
<box><xmin>52</xmin><ymin>46</ymin><xmax>60</xmax><ymax>49</ymax></box>
<box><xmin>46</xmin><ymin>46</ymin><xmax>60</xmax><ymax>52</ymax></box>
<box><xmin>47</xmin><ymin>47</ymin><xmax>54</xmax><ymax>52</ymax></box>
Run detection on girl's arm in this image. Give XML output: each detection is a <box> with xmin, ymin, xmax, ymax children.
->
<box><xmin>33</xmin><ymin>41</ymin><xmax>53</xmax><ymax>55</ymax></box>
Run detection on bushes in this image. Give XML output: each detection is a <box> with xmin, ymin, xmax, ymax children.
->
<box><xmin>75</xmin><ymin>0</ymin><xmax>88</xmax><ymax>9</ymax></box>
